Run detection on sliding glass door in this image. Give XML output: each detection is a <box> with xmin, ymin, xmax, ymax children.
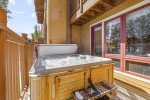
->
<box><xmin>91</xmin><ymin>24</ymin><xmax>102</xmax><ymax>56</ymax></box>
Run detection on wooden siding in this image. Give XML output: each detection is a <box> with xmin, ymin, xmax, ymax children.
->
<box><xmin>26</xmin><ymin>77</ymin><xmax>150</xmax><ymax>100</ymax></box>
<box><xmin>47</xmin><ymin>0</ymin><xmax>67</xmax><ymax>44</ymax></box>
<box><xmin>55</xmin><ymin>72</ymin><xmax>85</xmax><ymax>100</ymax></box>
<box><xmin>71</xmin><ymin>25</ymin><xmax>82</xmax><ymax>52</ymax></box>
<box><xmin>30</xmin><ymin>76</ymin><xmax>53</xmax><ymax>100</ymax></box>
<box><xmin>91</xmin><ymin>64</ymin><xmax>113</xmax><ymax>84</ymax></box>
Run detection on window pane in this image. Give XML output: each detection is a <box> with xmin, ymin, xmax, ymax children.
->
<box><xmin>126</xmin><ymin>6</ymin><xmax>150</xmax><ymax>57</ymax></box>
<box><xmin>106</xmin><ymin>18</ymin><xmax>121</xmax><ymax>54</ymax></box>
<box><xmin>112</xmin><ymin>59</ymin><xmax>120</xmax><ymax>68</ymax></box>
<box><xmin>126</xmin><ymin>61</ymin><xmax>150</xmax><ymax>76</ymax></box>
<box><xmin>93</xmin><ymin>26</ymin><xmax>102</xmax><ymax>56</ymax></box>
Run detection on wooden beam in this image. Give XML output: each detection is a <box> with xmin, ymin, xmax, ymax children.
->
<box><xmin>91</xmin><ymin>4</ymin><xmax>105</xmax><ymax>13</ymax></box>
<box><xmin>73</xmin><ymin>22</ymin><xmax>83</xmax><ymax>26</ymax></box>
<box><xmin>85</xmin><ymin>11</ymin><xmax>97</xmax><ymax>17</ymax></box>
<box><xmin>77</xmin><ymin>19</ymin><xmax>87</xmax><ymax>23</ymax></box>
<box><xmin>34</xmin><ymin>0</ymin><xmax>44</xmax><ymax>24</ymax></box>
<box><xmin>81</xmin><ymin>14</ymin><xmax>93</xmax><ymax>20</ymax></box>
<box><xmin>80</xmin><ymin>16</ymin><xmax>92</xmax><ymax>22</ymax></box>
<box><xmin>70</xmin><ymin>0</ymin><xmax>100</xmax><ymax>24</ymax></box>
<box><xmin>100</xmin><ymin>0</ymin><xmax>113</xmax><ymax>8</ymax></box>
<box><xmin>91</xmin><ymin>8</ymin><xmax>104</xmax><ymax>13</ymax></box>
<box><xmin>73</xmin><ymin>23</ymin><xmax>82</xmax><ymax>26</ymax></box>
<box><xmin>70</xmin><ymin>0</ymin><xmax>125</xmax><ymax>25</ymax></box>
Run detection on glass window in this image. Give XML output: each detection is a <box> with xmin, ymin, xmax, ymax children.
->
<box><xmin>106</xmin><ymin>18</ymin><xmax>121</xmax><ymax>54</ymax></box>
<box><xmin>93</xmin><ymin>26</ymin><xmax>102</xmax><ymax>56</ymax></box>
<box><xmin>112</xmin><ymin>59</ymin><xmax>120</xmax><ymax>68</ymax></box>
<box><xmin>126</xmin><ymin>61</ymin><xmax>150</xmax><ymax>76</ymax></box>
<box><xmin>126</xmin><ymin>6</ymin><xmax>150</xmax><ymax>57</ymax></box>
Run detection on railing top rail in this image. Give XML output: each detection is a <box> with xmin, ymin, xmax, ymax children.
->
<box><xmin>0</xmin><ymin>24</ymin><xmax>27</xmax><ymax>42</ymax></box>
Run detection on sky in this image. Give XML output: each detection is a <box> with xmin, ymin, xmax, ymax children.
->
<box><xmin>7</xmin><ymin>0</ymin><xmax>38</xmax><ymax>38</ymax></box>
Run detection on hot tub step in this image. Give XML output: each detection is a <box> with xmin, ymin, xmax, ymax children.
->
<box><xmin>73</xmin><ymin>80</ymin><xmax>117</xmax><ymax>100</ymax></box>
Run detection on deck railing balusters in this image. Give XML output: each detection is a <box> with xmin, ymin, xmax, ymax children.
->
<box><xmin>0</xmin><ymin>24</ymin><xmax>35</xmax><ymax>100</ymax></box>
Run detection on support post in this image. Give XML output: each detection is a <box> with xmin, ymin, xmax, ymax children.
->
<box><xmin>0</xmin><ymin>7</ymin><xmax>7</xmax><ymax>26</ymax></box>
<box><xmin>0</xmin><ymin>28</ymin><xmax>6</xmax><ymax>100</ymax></box>
<box><xmin>67</xmin><ymin>0</ymin><xmax>72</xmax><ymax>43</ymax></box>
<box><xmin>47</xmin><ymin>0</ymin><xmax>51</xmax><ymax>44</ymax></box>
<box><xmin>21</xmin><ymin>33</ymin><xmax>29</xmax><ymax>86</ymax></box>
<box><xmin>0</xmin><ymin>7</ymin><xmax>7</xmax><ymax>100</ymax></box>
<box><xmin>80</xmin><ymin>0</ymin><xmax>83</xmax><ymax>13</ymax></box>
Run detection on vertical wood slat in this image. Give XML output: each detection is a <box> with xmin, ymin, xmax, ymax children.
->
<box><xmin>0</xmin><ymin>29</ymin><xmax>6</xmax><ymax>100</ymax></box>
<box><xmin>0</xmin><ymin>25</ymin><xmax>35</xmax><ymax>100</ymax></box>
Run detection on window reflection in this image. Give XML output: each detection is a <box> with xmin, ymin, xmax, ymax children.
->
<box><xmin>126</xmin><ymin>6</ymin><xmax>150</xmax><ymax>57</ymax></box>
<box><xmin>106</xmin><ymin>18</ymin><xmax>121</xmax><ymax>54</ymax></box>
<box><xmin>126</xmin><ymin>61</ymin><xmax>150</xmax><ymax>76</ymax></box>
<box><xmin>112</xmin><ymin>59</ymin><xmax>120</xmax><ymax>68</ymax></box>
<box><xmin>93</xmin><ymin>26</ymin><xmax>102</xmax><ymax>56</ymax></box>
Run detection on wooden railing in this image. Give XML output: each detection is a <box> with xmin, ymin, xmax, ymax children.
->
<box><xmin>70</xmin><ymin>0</ymin><xmax>80</xmax><ymax>16</ymax></box>
<box><xmin>0</xmin><ymin>24</ymin><xmax>35</xmax><ymax>100</ymax></box>
<box><xmin>70</xmin><ymin>0</ymin><xmax>89</xmax><ymax>17</ymax></box>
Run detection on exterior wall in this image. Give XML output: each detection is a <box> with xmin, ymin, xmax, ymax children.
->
<box><xmin>0</xmin><ymin>7</ymin><xmax>7</xmax><ymax>26</ymax></box>
<box><xmin>81</xmin><ymin>0</ymin><xmax>143</xmax><ymax>54</ymax></box>
<box><xmin>80</xmin><ymin>0</ymin><xmax>150</xmax><ymax>94</ymax></box>
<box><xmin>47</xmin><ymin>0</ymin><xmax>67</xmax><ymax>44</ymax></box>
<box><xmin>71</xmin><ymin>25</ymin><xmax>82</xmax><ymax>53</ymax></box>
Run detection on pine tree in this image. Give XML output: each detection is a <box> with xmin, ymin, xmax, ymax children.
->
<box><xmin>32</xmin><ymin>25</ymin><xmax>43</xmax><ymax>42</ymax></box>
<box><xmin>0</xmin><ymin>0</ymin><xmax>8</xmax><ymax>10</ymax></box>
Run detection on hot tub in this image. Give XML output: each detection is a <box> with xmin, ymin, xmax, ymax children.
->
<box><xmin>29</xmin><ymin>44</ymin><xmax>114</xmax><ymax>100</ymax></box>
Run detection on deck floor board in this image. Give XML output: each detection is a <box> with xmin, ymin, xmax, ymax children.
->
<box><xmin>24</xmin><ymin>80</ymin><xmax>150</xmax><ymax>100</ymax></box>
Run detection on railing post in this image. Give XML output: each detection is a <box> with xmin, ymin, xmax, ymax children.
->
<box><xmin>21</xmin><ymin>33</ymin><xmax>29</xmax><ymax>86</ymax></box>
<box><xmin>80</xmin><ymin>0</ymin><xmax>83</xmax><ymax>13</ymax></box>
<box><xmin>0</xmin><ymin>8</ymin><xmax>7</xmax><ymax>99</ymax></box>
<box><xmin>0</xmin><ymin>7</ymin><xmax>7</xmax><ymax>26</ymax></box>
<box><xmin>22</xmin><ymin>33</ymin><xmax>28</xmax><ymax>40</ymax></box>
<box><xmin>67</xmin><ymin>0</ymin><xmax>72</xmax><ymax>43</ymax></box>
<box><xmin>0</xmin><ymin>26</ymin><xmax>6</xmax><ymax>100</ymax></box>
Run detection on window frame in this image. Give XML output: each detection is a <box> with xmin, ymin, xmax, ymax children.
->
<box><xmin>104</xmin><ymin>16</ymin><xmax>122</xmax><ymax>56</ymax></box>
<box><xmin>91</xmin><ymin>23</ymin><xmax>102</xmax><ymax>55</ymax></box>
<box><xmin>103</xmin><ymin>3</ymin><xmax>150</xmax><ymax>79</ymax></box>
<box><xmin>104</xmin><ymin>16</ymin><xmax>123</xmax><ymax>71</ymax></box>
<box><xmin>125</xmin><ymin>59</ymin><xmax>150</xmax><ymax>80</ymax></box>
<box><xmin>125</xmin><ymin>5</ymin><xmax>150</xmax><ymax>60</ymax></box>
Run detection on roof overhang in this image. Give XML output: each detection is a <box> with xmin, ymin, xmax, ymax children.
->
<box><xmin>34</xmin><ymin>0</ymin><xmax>44</xmax><ymax>24</ymax></box>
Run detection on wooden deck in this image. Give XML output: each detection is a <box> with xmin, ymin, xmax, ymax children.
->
<box><xmin>24</xmin><ymin>79</ymin><xmax>150</xmax><ymax>100</ymax></box>
<box><xmin>114</xmin><ymin>79</ymin><xmax>150</xmax><ymax>100</ymax></box>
